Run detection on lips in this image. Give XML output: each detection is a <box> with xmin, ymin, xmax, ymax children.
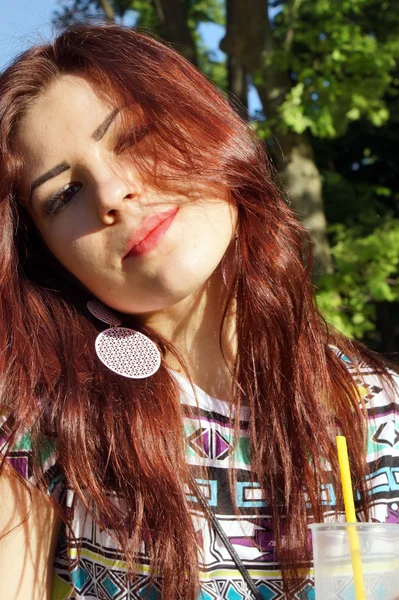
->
<box><xmin>123</xmin><ymin>207</ymin><xmax>178</xmax><ymax>259</ymax></box>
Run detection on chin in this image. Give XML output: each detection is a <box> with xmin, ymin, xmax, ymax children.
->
<box><xmin>98</xmin><ymin>255</ymin><xmax>225</xmax><ymax>315</ymax></box>
<box><xmin>155</xmin><ymin>265</ymin><xmax>216</xmax><ymax>298</ymax></box>
<box><xmin>119</xmin><ymin>275</ymin><xmax>214</xmax><ymax>315</ymax></box>
<box><xmin>135</xmin><ymin>287</ymin><xmax>205</xmax><ymax>314</ymax></box>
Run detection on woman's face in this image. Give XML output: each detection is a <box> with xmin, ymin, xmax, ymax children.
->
<box><xmin>14</xmin><ymin>74</ymin><xmax>237</xmax><ymax>314</ymax></box>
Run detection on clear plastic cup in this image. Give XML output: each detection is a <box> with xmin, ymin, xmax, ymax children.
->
<box><xmin>310</xmin><ymin>523</ymin><xmax>399</xmax><ymax>600</ymax></box>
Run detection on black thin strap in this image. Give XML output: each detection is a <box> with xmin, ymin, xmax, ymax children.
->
<box><xmin>190</xmin><ymin>477</ymin><xmax>264</xmax><ymax>600</ymax></box>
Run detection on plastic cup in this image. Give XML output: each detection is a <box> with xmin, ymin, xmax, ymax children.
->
<box><xmin>310</xmin><ymin>523</ymin><xmax>399</xmax><ymax>600</ymax></box>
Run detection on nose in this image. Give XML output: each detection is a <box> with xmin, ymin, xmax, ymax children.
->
<box><xmin>91</xmin><ymin>165</ymin><xmax>143</xmax><ymax>225</ymax></box>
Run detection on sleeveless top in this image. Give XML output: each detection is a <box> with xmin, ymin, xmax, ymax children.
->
<box><xmin>1</xmin><ymin>349</ymin><xmax>399</xmax><ymax>599</ymax></box>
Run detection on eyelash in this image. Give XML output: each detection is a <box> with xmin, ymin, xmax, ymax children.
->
<box><xmin>44</xmin><ymin>182</ymin><xmax>82</xmax><ymax>216</ymax></box>
<box><xmin>114</xmin><ymin>124</ymin><xmax>148</xmax><ymax>154</ymax></box>
<box><xmin>44</xmin><ymin>125</ymin><xmax>149</xmax><ymax>216</ymax></box>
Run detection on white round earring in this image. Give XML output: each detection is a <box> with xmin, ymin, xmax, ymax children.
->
<box><xmin>87</xmin><ymin>299</ymin><xmax>161</xmax><ymax>379</ymax></box>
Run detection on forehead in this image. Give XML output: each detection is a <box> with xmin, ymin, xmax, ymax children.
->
<box><xmin>14</xmin><ymin>74</ymin><xmax>115</xmax><ymax>180</ymax></box>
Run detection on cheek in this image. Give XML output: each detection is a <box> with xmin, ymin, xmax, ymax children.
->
<box><xmin>30</xmin><ymin>196</ymin><xmax>237</xmax><ymax>313</ymax></box>
<box><xmin>43</xmin><ymin>226</ymin><xmax>103</xmax><ymax>284</ymax></box>
<box><xmin>36</xmin><ymin>205</ymin><xmax>104</xmax><ymax>275</ymax></box>
<box><xmin>154</xmin><ymin>201</ymin><xmax>237</xmax><ymax>284</ymax></box>
<box><xmin>190</xmin><ymin>200</ymin><xmax>237</xmax><ymax>254</ymax></box>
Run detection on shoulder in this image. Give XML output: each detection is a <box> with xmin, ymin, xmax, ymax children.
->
<box><xmin>332</xmin><ymin>346</ymin><xmax>399</xmax><ymax>522</ymax></box>
<box><xmin>0</xmin><ymin>409</ymin><xmax>64</xmax><ymax>501</ymax></box>
<box><xmin>0</xmin><ymin>406</ymin><xmax>65</xmax><ymax>597</ymax></box>
<box><xmin>0</xmin><ymin>461</ymin><xmax>62</xmax><ymax>600</ymax></box>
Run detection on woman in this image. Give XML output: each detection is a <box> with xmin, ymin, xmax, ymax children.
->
<box><xmin>0</xmin><ymin>22</ymin><xmax>398</xmax><ymax>600</ymax></box>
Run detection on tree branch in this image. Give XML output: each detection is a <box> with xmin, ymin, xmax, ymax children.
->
<box><xmin>284</xmin><ymin>0</ymin><xmax>303</xmax><ymax>54</ymax></box>
<box><xmin>98</xmin><ymin>0</ymin><xmax>115</xmax><ymax>21</ymax></box>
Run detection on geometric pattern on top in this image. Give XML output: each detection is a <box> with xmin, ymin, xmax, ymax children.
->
<box><xmin>1</xmin><ymin>351</ymin><xmax>399</xmax><ymax>599</ymax></box>
<box><xmin>187</xmin><ymin>427</ymin><xmax>233</xmax><ymax>460</ymax></box>
<box><xmin>322</xmin><ymin>572</ymin><xmax>393</xmax><ymax>600</ymax></box>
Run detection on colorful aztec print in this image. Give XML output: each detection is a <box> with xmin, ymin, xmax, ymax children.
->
<box><xmin>1</xmin><ymin>349</ymin><xmax>399</xmax><ymax>599</ymax></box>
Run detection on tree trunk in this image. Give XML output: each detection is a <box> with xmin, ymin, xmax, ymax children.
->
<box><xmin>220</xmin><ymin>0</ymin><xmax>332</xmax><ymax>276</ymax></box>
<box><xmin>227</xmin><ymin>54</ymin><xmax>249</xmax><ymax>121</ymax></box>
<box><xmin>266</xmin><ymin>128</ymin><xmax>333</xmax><ymax>276</ymax></box>
<box><xmin>152</xmin><ymin>0</ymin><xmax>198</xmax><ymax>66</ymax></box>
<box><xmin>225</xmin><ymin>0</ymin><xmax>249</xmax><ymax>121</ymax></box>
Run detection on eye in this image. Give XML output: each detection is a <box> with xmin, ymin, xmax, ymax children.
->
<box><xmin>44</xmin><ymin>182</ymin><xmax>82</xmax><ymax>216</ymax></box>
<box><xmin>115</xmin><ymin>125</ymin><xmax>149</xmax><ymax>155</ymax></box>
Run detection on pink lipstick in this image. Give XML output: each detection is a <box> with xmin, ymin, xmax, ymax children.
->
<box><xmin>123</xmin><ymin>208</ymin><xmax>178</xmax><ymax>258</ymax></box>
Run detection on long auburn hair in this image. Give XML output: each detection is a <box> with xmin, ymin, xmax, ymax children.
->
<box><xmin>0</xmin><ymin>22</ymin><xmax>392</xmax><ymax>599</ymax></box>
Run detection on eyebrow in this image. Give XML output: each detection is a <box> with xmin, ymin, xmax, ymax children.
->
<box><xmin>28</xmin><ymin>108</ymin><xmax>120</xmax><ymax>203</ymax></box>
<box><xmin>91</xmin><ymin>108</ymin><xmax>119</xmax><ymax>142</ymax></box>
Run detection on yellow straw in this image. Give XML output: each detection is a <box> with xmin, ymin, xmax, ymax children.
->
<box><xmin>336</xmin><ymin>435</ymin><xmax>366</xmax><ymax>600</ymax></box>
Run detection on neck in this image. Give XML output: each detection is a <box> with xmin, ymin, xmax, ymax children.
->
<box><xmin>139</xmin><ymin>269</ymin><xmax>237</xmax><ymax>402</ymax></box>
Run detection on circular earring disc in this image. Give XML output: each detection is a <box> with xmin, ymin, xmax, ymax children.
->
<box><xmin>95</xmin><ymin>327</ymin><xmax>161</xmax><ymax>379</ymax></box>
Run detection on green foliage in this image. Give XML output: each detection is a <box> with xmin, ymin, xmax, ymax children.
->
<box><xmin>127</xmin><ymin>1</ymin><xmax>158</xmax><ymax>29</ymax></box>
<box><xmin>187</xmin><ymin>0</ymin><xmax>225</xmax><ymax>28</ymax></box>
<box><xmin>313</xmin><ymin>60</ymin><xmax>399</xmax><ymax>344</ymax></box>
<box><xmin>271</xmin><ymin>0</ymin><xmax>399</xmax><ymax>138</ymax></box>
<box><xmin>317</xmin><ymin>216</ymin><xmax>399</xmax><ymax>338</ymax></box>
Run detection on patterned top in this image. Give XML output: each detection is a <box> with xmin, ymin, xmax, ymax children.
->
<box><xmin>1</xmin><ymin>350</ymin><xmax>399</xmax><ymax>600</ymax></box>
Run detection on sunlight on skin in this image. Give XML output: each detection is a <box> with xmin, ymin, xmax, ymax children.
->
<box><xmin>0</xmin><ymin>464</ymin><xmax>61</xmax><ymax>599</ymax></box>
<box><xmin>15</xmin><ymin>74</ymin><xmax>238</xmax><ymax>401</ymax></box>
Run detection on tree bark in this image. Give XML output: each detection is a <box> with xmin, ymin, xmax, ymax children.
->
<box><xmin>220</xmin><ymin>0</ymin><xmax>332</xmax><ymax>276</ymax></box>
<box><xmin>152</xmin><ymin>0</ymin><xmax>198</xmax><ymax>66</ymax></box>
<box><xmin>227</xmin><ymin>54</ymin><xmax>249</xmax><ymax>121</ymax></box>
<box><xmin>225</xmin><ymin>0</ymin><xmax>249</xmax><ymax>121</ymax></box>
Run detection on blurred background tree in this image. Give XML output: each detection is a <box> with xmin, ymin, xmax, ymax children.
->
<box><xmin>53</xmin><ymin>0</ymin><xmax>399</xmax><ymax>352</ymax></box>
